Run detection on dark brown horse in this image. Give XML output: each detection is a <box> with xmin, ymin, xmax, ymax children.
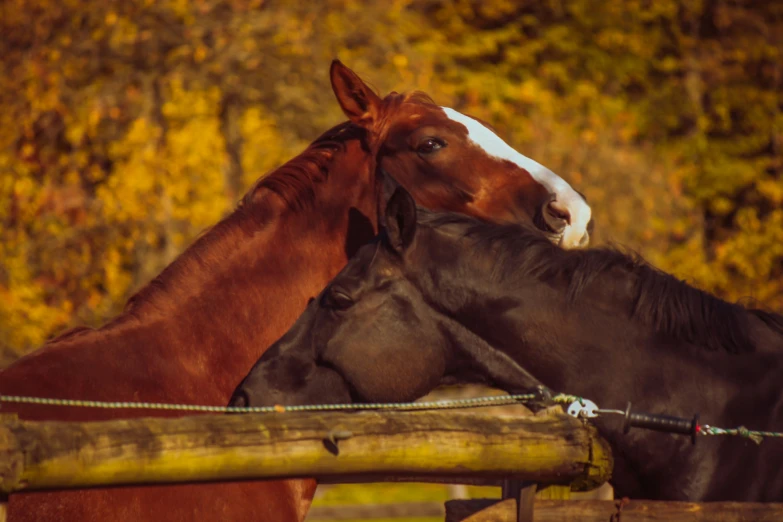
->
<box><xmin>232</xmin><ymin>183</ymin><xmax>783</xmax><ymax>502</ymax></box>
<box><xmin>0</xmin><ymin>61</ymin><xmax>592</xmax><ymax>522</ymax></box>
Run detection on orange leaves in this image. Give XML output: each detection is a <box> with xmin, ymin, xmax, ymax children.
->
<box><xmin>1</xmin><ymin>0</ymin><xmax>782</xmax><ymax>364</ymax></box>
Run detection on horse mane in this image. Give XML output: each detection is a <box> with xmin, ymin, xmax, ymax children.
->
<box><xmin>44</xmin><ymin>122</ymin><xmax>369</xmax><ymax>345</ymax></box>
<box><xmin>127</xmin><ymin>122</ymin><xmax>370</xmax><ymax>310</ymax></box>
<box><xmin>418</xmin><ymin>210</ymin><xmax>783</xmax><ymax>354</ymax></box>
<box><xmin>402</xmin><ymin>91</ymin><xmax>436</xmax><ymax>105</ymax></box>
<box><xmin>44</xmin><ymin>94</ymin><xmax>438</xmax><ymax>346</ymax></box>
<box><xmin>45</xmin><ymin>325</ymin><xmax>95</xmax><ymax>344</ymax></box>
<box><xmin>246</xmin><ymin>122</ymin><xmax>368</xmax><ymax>211</ymax></box>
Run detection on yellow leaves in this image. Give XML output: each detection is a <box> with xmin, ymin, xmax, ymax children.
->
<box><xmin>193</xmin><ymin>45</ymin><xmax>208</xmax><ymax>63</ymax></box>
<box><xmin>20</xmin><ymin>143</ymin><xmax>36</xmax><ymax>160</ymax></box>
<box><xmin>580</xmin><ymin>129</ymin><xmax>598</xmax><ymax>145</ymax></box>
<box><xmin>13</xmin><ymin>176</ymin><xmax>35</xmax><ymax>197</ymax></box>
<box><xmin>240</xmin><ymin>106</ymin><xmax>290</xmax><ymax>188</ymax></box>
<box><xmin>102</xmin><ymin>247</ymin><xmax>133</xmax><ymax>304</ymax></box>
<box><xmin>88</xmin><ymin>107</ymin><xmax>102</xmax><ymax>128</ymax></box>
<box><xmin>596</xmin><ymin>29</ymin><xmax>626</xmax><ymax>50</ymax></box>
<box><xmin>757</xmin><ymin>178</ymin><xmax>783</xmax><ymax>205</ymax></box>
<box><xmin>657</xmin><ymin>56</ymin><xmax>679</xmax><ymax>73</ymax></box>
<box><xmin>0</xmin><ymin>248</ymin><xmax>71</xmax><ymax>352</ymax></box>
<box><xmin>518</xmin><ymin>79</ymin><xmax>544</xmax><ymax>105</ymax></box>
<box><xmin>476</xmin><ymin>0</ymin><xmax>517</xmax><ymax>20</ymax></box>
<box><xmin>1</xmin><ymin>0</ymin><xmax>781</xmax><ymax>363</ymax></box>
<box><xmin>574</xmin><ymin>82</ymin><xmax>598</xmax><ymax>100</ymax></box>
<box><xmin>708</xmin><ymin>196</ymin><xmax>734</xmax><ymax>216</ymax></box>
<box><xmin>392</xmin><ymin>54</ymin><xmax>408</xmax><ymax>69</ymax></box>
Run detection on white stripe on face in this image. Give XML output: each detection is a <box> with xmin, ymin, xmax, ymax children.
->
<box><xmin>442</xmin><ymin>107</ymin><xmax>592</xmax><ymax>248</ymax></box>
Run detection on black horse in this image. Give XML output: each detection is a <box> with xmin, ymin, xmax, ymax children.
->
<box><xmin>231</xmin><ymin>182</ymin><xmax>783</xmax><ymax>502</ymax></box>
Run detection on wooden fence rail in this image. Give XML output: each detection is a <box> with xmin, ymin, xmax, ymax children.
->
<box><xmin>2</xmin><ymin>408</ymin><xmax>781</xmax><ymax>522</ymax></box>
<box><xmin>0</xmin><ymin>409</ymin><xmax>611</xmax><ymax>495</ymax></box>
<box><xmin>302</xmin><ymin>499</ymin><xmax>783</xmax><ymax>521</ymax></box>
<box><xmin>444</xmin><ymin>498</ymin><xmax>783</xmax><ymax>522</ymax></box>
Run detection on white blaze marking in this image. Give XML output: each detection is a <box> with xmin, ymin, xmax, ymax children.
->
<box><xmin>442</xmin><ymin>107</ymin><xmax>592</xmax><ymax>248</ymax></box>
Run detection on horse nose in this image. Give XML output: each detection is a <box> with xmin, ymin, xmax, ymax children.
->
<box><xmin>228</xmin><ymin>389</ymin><xmax>250</xmax><ymax>409</ymax></box>
<box><xmin>547</xmin><ymin>200</ymin><xmax>572</xmax><ymax>224</ymax></box>
<box><xmin>542</xmin><ymin>199</ymin><xmax>571</xmax><ymax>234</ymax></box>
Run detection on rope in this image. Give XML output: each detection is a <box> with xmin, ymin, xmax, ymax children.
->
<box><xmin>699</xmin><ymin>424</ymin><xmax>782</xmax><ymax>445</ymax></box>
<box><xmin>3</xmin><ymin>393</ymin><xmax>782</xmax><ymax>443</ymax></box>
<box><xmin>0</xmin><ymin>392</ymin><xmax>552</xmax><ymax>414</ymax></box>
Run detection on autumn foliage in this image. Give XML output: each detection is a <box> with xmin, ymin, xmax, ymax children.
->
<box><xmin>1</xmin><ymin>0</ymin><xmax>781</xmax><ymax>366</ymax></box>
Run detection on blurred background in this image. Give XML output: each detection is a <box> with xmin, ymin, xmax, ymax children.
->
<box><xmin>0</xmin><ymin>0</ymin><xmax>781</xmax><ymax>517</ymax></box>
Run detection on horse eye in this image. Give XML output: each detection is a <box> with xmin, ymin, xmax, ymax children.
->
<box><xmin>322</xmin><ymin>289</ymin><xmax>354</xmax><ymax>311</ymax></box>
<box><xmin>415</xmin><ymin>137</ymin><xmax>445</xmax><ymax>155</ymax></box>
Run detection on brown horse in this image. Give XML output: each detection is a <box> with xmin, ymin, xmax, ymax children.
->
<box><xmin>0</xmin><ymin>60</ymin><xmax>591</xmax><ymax>522</ymax></box>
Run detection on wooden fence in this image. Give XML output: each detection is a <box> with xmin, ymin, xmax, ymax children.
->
<box><xmin>0</xmin><ymin>408</ymin><xmax>610</xmax><ymax>494</ymax></box>
<box><xmin>1</xmin><ymin>407</ymin><xmax>782</xmax><ymax>522</ymax></box>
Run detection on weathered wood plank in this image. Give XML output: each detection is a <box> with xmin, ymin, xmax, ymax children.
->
<box><xmin>445</xmin><ymin>498</ymin><xmax>783</xmax><ymax>522</ymax></box>
<box><xmin>0</xmin><ymin>410</ymin><xmax>611</xmax><ymax>495</ymax></box>
<box><xmin>501</xmin><ymin>480</ymin><xmax>536</xmax><ymax>522</ymax></box>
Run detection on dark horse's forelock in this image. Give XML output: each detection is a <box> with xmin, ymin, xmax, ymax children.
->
<box><xmin>419</xmin><ymin>210</ymin><xmax>783</xmax><ymax>354</ymax></box>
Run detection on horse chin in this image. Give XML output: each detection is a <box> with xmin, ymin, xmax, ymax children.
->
<box><xmin>559</xmin><ymin>227</ymin><xmax>590</xmax><ymax>249</ymax></box>
<box><xmin>547</xmin><ymin>232</ymin><xmax>564</xmax><ymax>246</ymax></box>
<box><xmin>537</xmin><ymin>230</ymin><xmax>565</xmax><ymax>247</ymax></box>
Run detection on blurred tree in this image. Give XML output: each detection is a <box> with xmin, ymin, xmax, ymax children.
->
<box><xmin>1</xmin><ymin>0</ymin><xmax>780</xmax><ymax>361</ymax></box>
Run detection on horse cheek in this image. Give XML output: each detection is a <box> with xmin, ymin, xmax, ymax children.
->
<box><xmin>321</xmin><ymin>319</ymin><xmax>445</xmax><ymax>403</ymax></box>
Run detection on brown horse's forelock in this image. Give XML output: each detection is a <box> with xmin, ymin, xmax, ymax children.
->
<box><xmin>418</xmin><ymin>210</ymin><xmax>783</xmax><ymax>354</ymax></box>
<box><xmin>401</xmin><ymin>91</ymin><xmax>437</xmax><ymax>106</ymax></box>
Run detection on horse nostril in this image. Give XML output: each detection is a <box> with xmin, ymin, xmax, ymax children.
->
<box><xmin>229</xmin><ymin>390</ymin><xmax>249</xmax><ymax>409</ymax></box>
<box><xmin>546</xmin><ymin>200</ymin><xmax>571</xmax><ymax>225</ymax></box>
<box><xmin>538</xmin><ymin>200</ymin><xmax>570</xmax><ymax>235</ymax></box>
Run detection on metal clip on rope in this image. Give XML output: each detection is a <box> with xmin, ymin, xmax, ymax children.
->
<box><xmin>566</xmin><ymin>398</ymin><xmax>598</xmax><ymax>419</ymax></box>
<box><xmin>622</xmin><ymin>402</ymin><xmax>700</xmax><ymax>445</ymax></box>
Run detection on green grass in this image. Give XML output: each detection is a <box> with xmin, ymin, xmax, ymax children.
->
<box><xmin>309</xmin><ymin>482</ymin><xmax>500</xmax><ymax>522</ymax></box>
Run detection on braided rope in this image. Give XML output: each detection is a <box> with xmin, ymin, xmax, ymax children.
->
<box><xmin>0</xmin><ymin>392</ymin><xmax>553</xmax><ymax>414</ymax></box>
<box><xmin>699</xmin><ymin>424</ymin><xmax>782</xmax><ymax>445</ymax></box>
<box><xmin>3</xmin><ymin>393</ymin><xmax>781</xmax><ymax>443</ymax></box>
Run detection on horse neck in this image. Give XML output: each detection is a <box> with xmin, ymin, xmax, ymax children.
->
<box><xmin>415</xmin><ymin>226</ymin><xmax>783</xmax><ymax>501</ymax></box>
<box><xmin>3</xmin><ymin>137</ymin><xmax>379</xmax><ymax>408</ymax></box>
<box><xmin>416</xmin><ymin>227</ymin><xmax>779</xmax><ymax>412</ymax></box>
<box><xmin>125</xmin><ymin>140</ymin><xmax>378</xmax><ymax>393</ymax></box>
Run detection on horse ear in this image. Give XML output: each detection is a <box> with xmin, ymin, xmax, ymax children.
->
<box><xmin>384</xmin><ymin>186</ymin><xmax>417</xmax><ymax>253</ymax></box>
<box><xmin>330</xmin><ymin>59</ymin><xmax>382</xmax><ymax>129</ymax></box>
<box><xmin>376</xmin><ymin>168</ymin><xmax>402</xmax><ymax>224</ymax></box>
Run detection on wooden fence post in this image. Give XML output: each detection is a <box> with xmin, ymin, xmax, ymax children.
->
<box><xmin>501</xmin><ymin>480</ymin><xmax>537</xmax><ymax>522</ymax></box>
<box><xmin>0</xmin><ymin>411</ymin><xmax>13</xmax><ymax>522</ymax></box>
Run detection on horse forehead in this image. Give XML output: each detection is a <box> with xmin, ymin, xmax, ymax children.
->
<box><xmin>440</xmin><ymin>107</ymin><xmax>548</xmax><ymax>178</ymax></box>
<box><xmin>384</xmin><ymin>101</ymin><xmax>468</xmax><ymax>135</ymax></box>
